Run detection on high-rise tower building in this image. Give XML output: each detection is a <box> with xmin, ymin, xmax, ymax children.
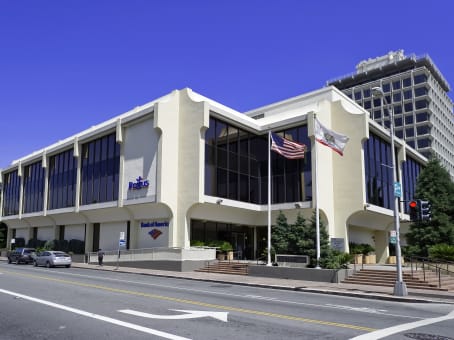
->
<box><xmin>328</xmin><ymin>50</ymin><xmax>454</xmax><ymax>177</ymax></box>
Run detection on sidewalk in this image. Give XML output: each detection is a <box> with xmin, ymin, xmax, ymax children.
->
<box><xmin>69</xmin><ymin>262</ymin><xmax>454</xmax><ymax>304</ymax></box>
<box><xmin>2</xmin><ymin>257</ymin><xmax>453</xmax><ymax>304</ymax></box>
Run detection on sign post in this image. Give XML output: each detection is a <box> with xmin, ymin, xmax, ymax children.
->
<box><xmin>390</xmin><ymin>230</ymin><xmax>397</xmax><ymax>244</ymax></box>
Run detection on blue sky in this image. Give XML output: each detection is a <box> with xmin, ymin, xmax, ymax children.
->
<box><xmin>1</xmin><ymin>0</ymin><xmax>453</xmax><ymax>169</ymax></box>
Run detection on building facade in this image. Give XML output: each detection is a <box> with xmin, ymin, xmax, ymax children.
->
<box><xmin>0</xmin><ymin>87</ymin><xmax>426</xmax><ymax>265</ymax></box>
<box><xmin>328</xmin><ymin>50</ymin><xmax>454</xmax><ymax>178</ymax></box>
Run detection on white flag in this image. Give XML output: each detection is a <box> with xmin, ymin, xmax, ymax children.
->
<box><xmin>314</xmin><ymin>119</ymin><xmax>349</xmax><ymax>156</ymax></box>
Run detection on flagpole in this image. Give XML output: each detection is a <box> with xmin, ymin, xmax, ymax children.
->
<box><xmin>314</xmin><ymin>114</ymin><xmax>321</xmax><ymax>269</ymax></box>
<box><xmin>267</xmin><ymin>130</ymin><xmax>272</xmax><ymax>266</ymax></box>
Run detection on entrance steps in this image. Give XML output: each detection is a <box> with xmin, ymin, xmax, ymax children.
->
<box><xmin>195</xmin><ymin>261</ymin><xmax>249</xmax><ymax>275</ymax></box>
<box><xmin>342</xmin><ymin>269</ymin><xmax>454</xmax><ymax>291</ymax></box>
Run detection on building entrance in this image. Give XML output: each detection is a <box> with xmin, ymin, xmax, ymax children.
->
<box><xmin>232</xmin><ymin>232</ymin><xmax>246</xmax><ymax>260</ymax></box>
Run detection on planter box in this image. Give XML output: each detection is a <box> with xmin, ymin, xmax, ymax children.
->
<box><xmin>248</xmin><ymin>265</ymin><xmax>353</xmax><ymax>283</ymax></box>
<box><xmin>387</xmin><ymin>256</ymin><xmax>404</xmax><ymax>264</ymax></box>
<box><xmin>364</xmin><ymin>254</ymin><xmax>376</xmax><ymax>264</ymax></box>
<box><xmin>354</xmin><ymin>254</ymin><xmax>363</xmax><ymax>264</ymax></box>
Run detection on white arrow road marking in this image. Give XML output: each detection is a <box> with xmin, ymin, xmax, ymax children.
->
<box><xmin>350</xmin><ymin>309</ymin><xmax>454</xmax><ymax>340</ymax></box>
<box><xmin>0</xmin><ymin>288</ymin><xmax>190</xmax><ymax>340</ymax></box>
<box><xmin>325</xmin><ymin>304</ymin><xmax>388</xmax><ymax>314</ymax></box>
<box><xmin>119</xmin><ymin>309</ymin><xmax>228</xmax><ymax>322</ymax></box>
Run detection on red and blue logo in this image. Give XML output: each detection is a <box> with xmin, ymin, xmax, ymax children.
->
<box><xmin>148</xmin><ymin>229</ymin><xmax>162</xmax><ymax>240</ymax></box>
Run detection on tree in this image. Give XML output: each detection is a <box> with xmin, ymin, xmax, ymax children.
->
<box><xmin>406</xmin><ymin>158</ymin><xmax>454</xmax><ymax>256</ymax></box>
<box><xmin>271</xmin><ymin>211</ymin><xmax>291</xmax><ymax>255</ymax></box>
<box><xmin>271</xmin><ymin>211</ymin><xmax>332</xmax><ymax>267</ymax></box>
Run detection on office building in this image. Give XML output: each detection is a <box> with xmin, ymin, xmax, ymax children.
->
<box><xmin>328</xmin><ymin>50</ymin><xmax>454</xmax><ymax>178</ymax></box>
<box><xmin>0</xmin><ymin>87</ymin><xmax>427</xmax><ymax>268</ymax></box>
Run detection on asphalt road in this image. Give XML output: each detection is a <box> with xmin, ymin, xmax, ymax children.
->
<box><xmin>1</xmin><ymin>262</ymin><xmax>453</xmax><ymax>340</ymax></box>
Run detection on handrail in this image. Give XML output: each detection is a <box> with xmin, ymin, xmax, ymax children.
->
<box><xmin>256</xmin><ymin>255</ymin><xmax>267</xmax><ymax>265</ymax></box>
<box><xmin>408</xmin><ymin>256</ymin><xmax>454</xmax><ymax>289</ymax></box>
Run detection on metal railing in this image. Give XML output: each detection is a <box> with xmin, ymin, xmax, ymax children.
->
<box><xmin>408</xmin><ymin>256</ymin><xmax>454</xmax><ymax>289</ymax></box>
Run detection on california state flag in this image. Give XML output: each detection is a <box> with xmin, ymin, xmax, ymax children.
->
<box><xmin>314</xmin><ymin>118</ymin><xmax>349</xmax><ymax>156</ymax></box>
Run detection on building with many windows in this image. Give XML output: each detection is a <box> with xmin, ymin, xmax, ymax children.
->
<box><xmin>0</xmin><ymin>86</ymin><xmax>426</xmax><ymax>268</ymax></box>
<box><xmin>327</xmin><ymin>50</ymin><xmax>454</xmax><ymax>178</ymax></box>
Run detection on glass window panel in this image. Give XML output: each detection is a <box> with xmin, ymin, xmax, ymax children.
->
<box><xmin>415</xmin><ymin>100</ymin><xmax>428</xmax><ymax>110</ymax></box>
<box><xmin>403</xmin><ymin>77</ymin><xmax>411</xmax><ymax>87</ymax></box>
<box><xmin>414</xmin><ymin>74</ymin><xmax>427</xmax><ymax>84</ymax></box>
<box><xmin>417</xmin><ymin>126</ymin><xmax>429</xmax><ymax>135</ymax></box>
<box><xmin>414</xmin><ymin>87</ymin><xmax>428</xmax><ymax>97</ymax></box>
<box><xmin>416</xmin><ymin>112</ymin><xmax>428</xmax><ymax>122</ymax></box>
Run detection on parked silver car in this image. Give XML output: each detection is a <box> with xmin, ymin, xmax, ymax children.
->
<box><xmin>33</xmin><ymin>251</ymin><xmax>72</xmax><ymax>268</ymax></box>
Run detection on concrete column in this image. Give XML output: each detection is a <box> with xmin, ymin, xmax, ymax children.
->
<box><xmin>374</xmin><ymin>230</ymin><xmax>389</xmax><ymax>264</ymax></box>
<box><xmin>84</xmin><ymin>223</ymin><xmax>94</xmax><ymax>253</ymax></box>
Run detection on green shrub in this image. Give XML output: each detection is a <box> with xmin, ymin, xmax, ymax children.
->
<box><xmin>27</xmin><ymin>238</ymin><xmax>46</xmax><ymax>248</ymax></box>
<box><xmin>321</xmin><ymin>251</ymin><xmax>354</xmax><ymax>269</ymax></box>
<box><xmin>208</xmin><ymin>240</ymin><xmax>233</xmax><ymax>252</ymax></box>
<box><xmin>428</xmin><ymin>244</ymin><xmax>454</xmax><ymax>261</ymax></box>
<box><xmin>349</xmin><ymin>243</ymin><xmax>363</xmax><ymax>254</ymax></box>
<box><xmin>190</xmin><ymin>240</ymin><xmax>205</xmax><ymax>247</ymax></box>
<box><xmin>68</xmin><ymin>239</ymin><xmax>85</xmax><ymax>254</ymax></box>
<box><xmin>13</xmin><ymin>237</ymin><xmax>26</xmax><ymax>248</ymax></box>
<box><xmin>349</xmin><ymin>243</ymin><xmax>375</xmax><ymax>255</ymax></box>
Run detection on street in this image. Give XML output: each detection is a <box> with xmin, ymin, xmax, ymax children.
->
<box><xmin>0</xmin><ymin>262</ymin><xmax>453</xmax><ymax>340</ymax></box>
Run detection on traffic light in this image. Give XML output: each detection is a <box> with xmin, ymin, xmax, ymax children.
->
<box><xmin>408</xmin><ymin>200</ymin><xmax>419</xmax><ymax>222</ymax></box>
<box><xmin>419</xmin><ymin>200</ymin><xmax>432</xmax><ymax>221</ymax></box>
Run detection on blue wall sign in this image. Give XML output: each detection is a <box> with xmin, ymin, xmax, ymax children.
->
<box><xmin>141</xmin><ymin>221</ymin><xmax>169</xmax><ymax>228</ymax></box>
<box><xmin>129</xmin><ymin>176</ymin><xmax>149</xmax><ymax>190</ymax></box>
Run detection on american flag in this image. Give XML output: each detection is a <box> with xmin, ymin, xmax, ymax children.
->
<box><xmin>270</xmin><ymin>132</ymin><xmax>306</xmax><ymax>159</ymax></box>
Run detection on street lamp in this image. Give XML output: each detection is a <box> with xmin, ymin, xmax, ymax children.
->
<box><xmin>371</xmin><ymin>86</ymin><xmax>408</xmax><ymax>297</ymax></box>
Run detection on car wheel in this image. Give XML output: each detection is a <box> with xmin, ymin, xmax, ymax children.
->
<box><xmin>46</xmin><ymin>261</ymin><xmax>51</xmax><ymax>268</ymax></box>
<box><xmin>33</xmin><ymin>261</ymin><xmax>38</xmax><ymax>267</ymax></box>
<box><xmin>66</xmin><ymin>264</ymin><xmax>71</xmax><ymax>268</ymax></box>
<box><xmin>15</xmin><ymin>259</ymin><xmax>19</xmax><ymax>265</ymax></box>
<box><xmin>7</xmin><ymin>258</ymin><xmax>11</xmax><ymax>264</ymax></box>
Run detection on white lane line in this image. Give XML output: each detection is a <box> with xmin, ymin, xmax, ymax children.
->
<box><xmin>350</xmin><ymin>309</ymin><xmax>454</xmax><ymax>340</ymax></box>
<box><xmin>0</xmin><ymin>288</ymin><xmax>190</xmax><ymax>340</ymax></box>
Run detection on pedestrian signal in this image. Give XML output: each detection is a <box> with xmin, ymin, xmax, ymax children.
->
<box><xmin>419</xmin><ymin>200</ymin><xmax>432</xmax><ymax>221</ymax></box>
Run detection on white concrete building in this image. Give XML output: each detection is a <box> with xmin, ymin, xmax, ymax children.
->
<box><xmin>0</xmin><ymin>86</ymin><xmax>427</xmax><ymax>268</ymax></box>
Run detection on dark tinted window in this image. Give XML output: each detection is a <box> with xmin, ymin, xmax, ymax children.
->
<box><xmin>80</xmin><ymin>132</ymin><xmax>120</xmax><ymax>205</ymax></box>
<box><xmin>414</xmin><ymin>74</ymin><xmax>427</xmax><ymax>84</ymax></box>
<box><xmin>204</xmin><ymin>116</ymin><xmax>311</xmax><ymax>204</ymax></box>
